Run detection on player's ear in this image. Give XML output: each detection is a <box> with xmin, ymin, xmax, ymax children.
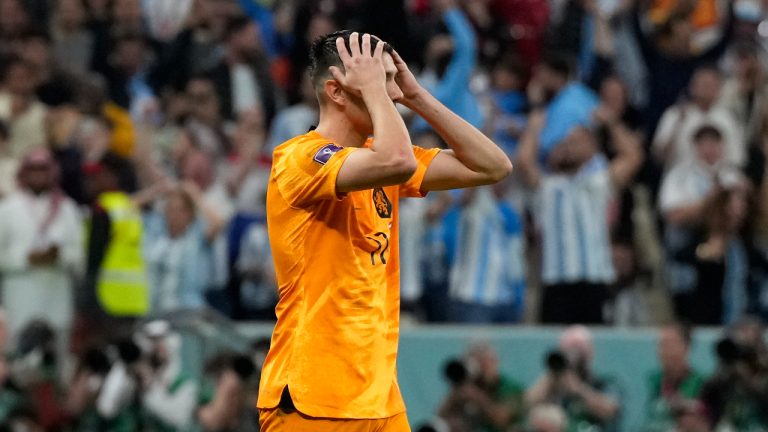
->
<box><xmin>323</xmin><ymin>78</ymin><xmax>346</xmax><ymax>106</ymax></box>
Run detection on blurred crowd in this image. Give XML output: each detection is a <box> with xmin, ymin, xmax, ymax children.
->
<box><xmin>0</xmin><ymin>312</ymin><xmax>266</xmax><ymax>432</ymax></box>
<box><xmin>423</xmin><ymin>320</ymin><xmax>768</xmax><ymax>432</ymax></box>
<box><xmin>0</xmin><ymin>0</ymin><xmax>768</xmax><ymax>428</ymax></box>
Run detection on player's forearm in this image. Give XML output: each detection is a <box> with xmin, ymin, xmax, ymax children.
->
<box><xmin>408</xmin><ymin>90</ymin><xmax>511</xmax><ymax>181</ymax></box>
<box><xmin>362</xmin><ymin>87</ymin><xmax>416</xmax><ymax>168</ymax></box>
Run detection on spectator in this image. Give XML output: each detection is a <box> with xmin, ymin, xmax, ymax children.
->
<box><xmin>50</xmin><ymin>0</ymin><xmax>94</xmax><ymax>75</ymax></box>
<box><xmin>658</xmin><ymin>124</ymin><xmax>747</xmax><ymax>324</ymax></box>
<box><xmin>64</xmin><ymin>346</ymin><xmax>112</xmax><ymax>430</ymax></box>
<box><xmin>413</xmin><ymin>0</ymin><xmax>483</xmax><ymax>131</ymax></box>
<box><xmin>144</xmin><ymin>183</ymin><xmax>225</xmax><ymax>313</ymax></box>
<box><xmin>526</xmin><ymin>403</ymin><xmax>567</xmax><ymax>432</ymax></box>
<box><xmin>527</xmin><ymin>52</ymin><xmax>600</xmax><ymax>161</ymax></box>
<box><xmin>183</xmin><ymin>75</ymin><xmax>230</xmax><ymax>158</ymax></box>
<box><xmin>0</xmin><ymin>149</ymin><xmax>83</xmax><ymax>348</ymax></box>
<box><xmin>438</xmin><ymin>343</ymin><xmax>525</xmax><ymax>432</ymax></box>
<box><xmin>745</xmin><ymin>111</ymin><xmax>768</xmax><ymax>320</ymax></box>
<box><xmin>207</xmin><ymin>15</ymin><xmax>280</xmax><ymax>124</ymax></box>
<box><xmin>94</xmin><ymin>338</ymin><xmax>144</xmax><ymax>430</ymax></box>
<box><xmin>235</xmin><ymin>221</ymin><xmax>277</xmax><ymax>320</ymax></box>
<box><xmin>0</xmin><ymin>120</ymin><xmax>17</xmax><ymax>198</ymax></box>
<box><xmin>138</xmin><ymin>320</ymin><xmax>199</xmax><ymax>431</ymax></box>
<box><xmin>652</xmin><ymin>65</ymin><xmax>743</xmax><ymax>169</ymax></box>
<box><xmin>225</xmin><ymin>108</ymin><xmax>270</xmax><ymax>282</ymax></box>
<box><xmin>643</xmin><ymin>322</ymin><xmax>706</xmax><ymax>432</ymax></box>
<box><xmin>0</xmin><ymin>0</ymin><xmax>30</xmax><ymax>41</ymax></box>
<box><xmin>11</xmin><ymin>320</ymin><xmax>68</xmax><ymax>430</ymax></box>
<box><xmin>0</xmin><ymin>348</ymin><xmax>23</xmax><ymax>425</ymax></box>
<box><xmin>92</xmin><ymin>32</ymin><xmax>155</xmax><ymax>116</ymax></box>
<box><xmin>525</xmin><ymin>326</ymin><xmax>621</xmax><ymax>432</ymax></box>
<box><xmin>518</xmin><ymin>110</ymin><xmax>642</xmax><ymax>324</ymax></box>
<box><xmin>445</xmin><ymin>185</ymin><xmax>526</xmax><ymax>324</ymax></box>
<box><xmin>266</xmin><ymin>68</ymin><xmax>318</xmax><ymax>153</ymax></box>
<box><xmin>606</xmin><ymin>238</ymin><xmax>651</xmax><ymax>326</ymax></box>
<box><xmin>196</xmin><ymin>351</ymin><xmax>258</xmax><ymax>432</ymax></box>
<box><xmin>700</xmin><ymin>320</ymin><xmax>768</xmax><ymax>430</ymax></box>
<box><xmin>631</xmin><ymin>0</ymin><xmax>735</xmax><ymax>134</ymax></box>
<box><xmin>80</xmin><ymin>152</ymin><xmax>149</xmax><ymax>348</ymax></box>
<box><xmin>484</xmin><ymin>53</ymin><xmax>528</xmax><ymax>157</ymax></box>
<box><xmin>719</xmin><ymin>40</ymin><xmax>768</xmax><ymax>145</ymax></box>
<box><xmin>0</xmin><ymin>54</ymin><xmax>48</xmax><ymax>158</ymax></box>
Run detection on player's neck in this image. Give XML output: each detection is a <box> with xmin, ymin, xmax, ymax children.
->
<box><xmin>314</xmin><ymin>114</ymin><xmax>368</xmax><ymax>149</ymax></box>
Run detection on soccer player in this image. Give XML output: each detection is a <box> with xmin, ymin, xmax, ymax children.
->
<box><xmin>257</xmin><ymin>31</ymin><xmax>512</xmax><ymax>431</ymax></box>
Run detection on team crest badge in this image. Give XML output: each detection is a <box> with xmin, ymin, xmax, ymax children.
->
<box><xmin>372</xmin><ymin>188</ymin><xmax>392</xmax><ymax>219</ymax></box>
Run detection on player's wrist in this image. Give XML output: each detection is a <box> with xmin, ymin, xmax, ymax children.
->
<box><xmin>400</xmin><ymin>87</ymin><xmax>431</xmax><ymax>111</ymax></box>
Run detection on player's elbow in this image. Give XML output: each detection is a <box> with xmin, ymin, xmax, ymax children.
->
<box><xmin>488</xmin><ymin>157</ymin><xmax>513</xmax><ymax>183</ymax></box>
<box><xmin>386</xmin><ymin>155</ymin><xmax>418</xmax><ymax>183</ymax></box>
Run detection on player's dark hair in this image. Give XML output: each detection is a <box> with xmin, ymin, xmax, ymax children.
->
<box><xmin>693</xmin><ymin>124</ymin><xmax>723</xmax><ymax>143</ymax></box>
<box><xmin>309</xmin><ymin>30</ymin><xmax>393</xmax><ymax>88</ymax></box>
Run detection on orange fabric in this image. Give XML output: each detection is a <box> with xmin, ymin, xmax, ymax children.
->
<box><xmin>257</xmin><ymin>131</ymin><xmax>439</xmax><ymax>419</ymax></box>
<box><xmin>650</xmin><ymin>0</ymin><xmax>719</xmax><ymax>28</ymax></box>
<box><xmin>103</xmin><ymin>103</ymin><xmax>136</xmax><ymax>157</ymax></box>
<box><xmin>259</xmin><ymin>408</ymin><xmax>412</xmax><ymax>432</ymax></box>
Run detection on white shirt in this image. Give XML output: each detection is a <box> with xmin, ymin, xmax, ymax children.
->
<box><xmin>448</xmin><ymin>187</ymin><xmax>526</xmax><ymax>305</ymax></box>
<box><xmin>536</xmin><ymin>156</ymin><xmax>616</xmax><ymax>285</ymax></box>
<box><xmin>658</xmin><ymin>160</ymin><xmax>716</xmax><ymax>213</ymax></box>
<box><xmin>653</xmin><ymin>103</ymin><xmax>744</xmax><ymax>168</ymax></box>
<box><xmin>0</xmin><ymin>190</ymin><xmax>84</xmax><ymax>336</ymax></box>
<box><xmin>0</xmin><ymin>93</ymin><xmax>48</xmax><ymax>158</ymax></box>
<box><xmin>399</xmin><ymin>197</ymin><xmax>429</xmax><ymax>302</ymax></box>
<box><xmin>231</xmin><ymin>63</ymin><xmax>262</xmax><ymax>117</ymax></box>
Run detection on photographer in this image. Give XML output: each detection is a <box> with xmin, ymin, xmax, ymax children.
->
<box><xmin>196</xmin><ymin>352</ymin><xmax>258</xmax><ymax>432</ymax></box>
<box><xmin>94</xmin><ymin>338</ymin><xmax>145</xmax><ymax>430</ymax></box>
<box><xmin>64</xmin><ymin>346</ymin><xmax>112</xmax><ymax>429</ymax></box>
<box><xmin>136</xmin><ymin>320</ymin><xmax>199</xmax><ymax>431</ymax></box>
<box><xmin>700</xmin><ymin>318</ymin><xmax>768</xmax><ymax>430</ymax></box>
<box><xmin>10</xmin><ymin>320</ymin><xmax>68</xmax><ymax>430</ymax></box>
<box><xmin>643</xmin><ymin>322</ymin><xmax>706</xmax><ymax>432</ymax></box>
<box><xmin>524</xmin><ymin>326</ymin><xmax>620</xmax><ymax>432</ymax></box>
<box><xmin>437</xmin><ymin>343</ymin><xmax>525</xmax><ymax>432</ymax></box>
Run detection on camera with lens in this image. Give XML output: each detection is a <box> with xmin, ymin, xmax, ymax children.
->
<box><xmin>205</xmin><ymin>353</ymin><xmax>257</xmax><ymax>381</ymax></box>
<box><xmin>544</xmin><ymin>349</ymin><xmax>588</xmax><ymax>379</ymax></box>
<box><xmin>442</xmin><ymin>357</ymin><xmax>479</xmax><ymax>386</ymax></box>
<box><xmin>545</xmin><ymin>350</ymin><xmax>568</xmax><ymax>375</ymax></box>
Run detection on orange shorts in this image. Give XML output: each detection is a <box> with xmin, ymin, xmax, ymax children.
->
<box><xmin>258</xmin><ymin>408</ymin><xmax>411</xmax><ymax>432</ymax></box>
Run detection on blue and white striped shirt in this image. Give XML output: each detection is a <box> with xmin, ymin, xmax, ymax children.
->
<box><xmin>447</xmin><ymin>188</ymin><xmax>526</xmax><ymax>309</ymax></box>
<box><xmin>536</xmin><ymin>155</ymin><xmax>616</xmax><ymax>285</ymax></box>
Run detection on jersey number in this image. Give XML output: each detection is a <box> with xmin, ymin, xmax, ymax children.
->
<box><xmin>366</xmin><ymin>232</ymin><xmax>390</xmax><ymax>265</ymax></box>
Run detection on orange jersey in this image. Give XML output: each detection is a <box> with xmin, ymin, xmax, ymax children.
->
<box><xmin>257</xmin><ymin>130</ymin><xmax>440</xmax><ymax>419</ymax></box>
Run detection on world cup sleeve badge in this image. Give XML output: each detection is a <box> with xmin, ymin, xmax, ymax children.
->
<box><xmin>313</xmin><ymin>144</ymin><xmax>344</xmax><ymax>165</ymax></box>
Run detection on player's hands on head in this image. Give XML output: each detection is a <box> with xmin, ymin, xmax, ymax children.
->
<box><xmin>330</xmin><ymin>32</ymin><xmax>387</xmax><ymax>97</ymax></box>
<box><xmin>390</xmin><ymin>49</ymin><xmax>425</xmax><ymax>106</ymax></box>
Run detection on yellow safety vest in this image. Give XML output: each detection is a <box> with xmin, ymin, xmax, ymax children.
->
<box><xmin>95</xmin><ymin>191</ymin><xmax>149</xmax><ymax>316</ymax></box>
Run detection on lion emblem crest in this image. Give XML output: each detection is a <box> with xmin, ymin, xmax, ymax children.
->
<box><xmin>372</xmin><ymin>188</ymin><xmax>392</xmax><ymax>219</ymax></box>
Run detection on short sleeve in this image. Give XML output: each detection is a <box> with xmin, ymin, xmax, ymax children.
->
<box><xmin>399</xmin><ymin>146</ymin><xmax>441</xmax><ymax>198</ymax></box>
<box><xmin>658</xmin><ymin>164</ymin><xmax>706</xmax><ymax>213</ymax></box>
<box><xmin>272</xmin><ymin>138</ymin><xmax>357</xmax><ymax>208</ymax></box>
